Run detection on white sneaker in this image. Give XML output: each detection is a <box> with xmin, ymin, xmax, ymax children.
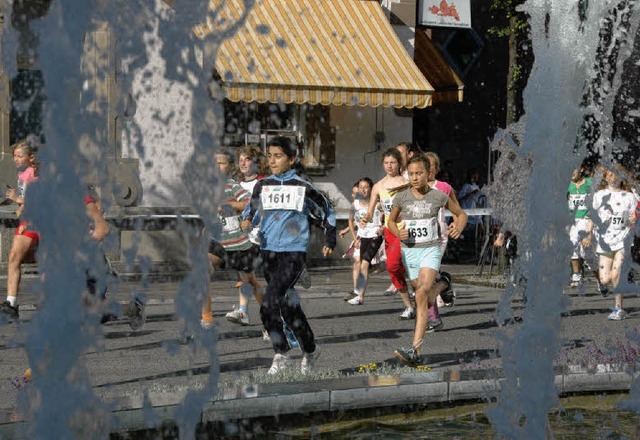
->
<box><xmin>301</xmin><ymin>346</ymin><xmax>321</xmax><ymax>375</ymax></box>
<box><xmin>267</xmin><ymin>353</ymin><xmax>291</xmax><ymax>375</ymax></box>
<box><xmin>225</xmin><ymin>307</ymin><xmax>249</xmax><ymax>326</ymax></box>
<box><xmin>570</xmin><ymin>273</ymin><xmax>582</xmax><ymax>288</ymax></box>
<box><xmin>262</xmin><ymin>329</ymin><xmax>271</xmax><ymax>341</ymax></box>
<box><xmin>200</xmin><ymin>319</ymin><xmax>214</xmax><ymax>331</ymax></box>
<box><xmin>347</xmin><ymin>296</ymin><xmax>363</xmax><ymax>305</ymax></box>
<box><xmin>607</xmin><ymin>308</ymin><xmax>627</xmax><ymax>321</ymax></box>
<box><xmin>399</xmin><ymin>307</ymin><xmax>415</xmax><ymax>320</ymax></box>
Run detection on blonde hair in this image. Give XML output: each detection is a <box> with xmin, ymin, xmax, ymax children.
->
<box><xmin>12</xmin><ymin>138</ymin><xmax>40</xmax><ymax>176</ymax></box>
<box><xmin>424</xmin><ymin>151</ymin><xmax>441</xmax><ymax>172</ymax></box>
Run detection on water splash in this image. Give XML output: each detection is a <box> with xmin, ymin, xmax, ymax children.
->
<box><xmin>488</xmin><ymin>1</ymin><xmax>640</xmax><ymax>437</ymax></box>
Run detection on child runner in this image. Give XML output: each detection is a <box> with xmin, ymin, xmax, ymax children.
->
<box><xmin>203</xmin><ymin>150</ymin><xmax>264</xmax><ymax>336</ymax></box>
<box><xmin>84</xmin><ymin>187</ymin><xmax>145</xmax><ymax>329</ymax></box>
<box><xmin>567</xmin><ymin>162</ymin><xmax>594</xmax><ymax>288</ymax></box>
<box><xmin>361</xmin><ymin>148</ymin><xmax>414</xmax><ymax>319</ymax></box>
<box><xmin>424</xmin><ymin>151</ymin><xmax>460</xmax><ymax>332</ymax></box>
<box><xmin>1</xmin><ymin>139</ymin><xmax>40</xmax><ymax>321</ymax></box>
<box><xmin>591</xmin><ymin>165</ymin><xmax>638</xmax><ymax>320</ymax></box>
<box><xmin>223</xmin><ymin>147</ymin><xmax>267</xmax><ymax>330</ymax></box>
<box><xmin>388</xmin><ymin>156</ymin><xmax>467</xmax><ymax>366</ymax></box>
<box><xmin>344</xmin><ymin>178</ymin><xmax>384</xmax><ymax>305</ymax></box>
<box><xmin>241</xmin><ymin>136</ymin><xmax>336</xmax><ymax>375</ymax></box>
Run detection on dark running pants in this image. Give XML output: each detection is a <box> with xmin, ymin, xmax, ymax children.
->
<box><xmin>260</xmin><ymin>250</ymin><xmax>316</xmax><ymax>355</ymax></box>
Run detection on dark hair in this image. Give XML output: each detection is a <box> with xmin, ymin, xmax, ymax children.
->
<box><xmin>407</xmin><ymin>155</ymin><xmax>431</xmax><ymax>173</ymax></box>
<box><xmin>358</xmin><ymin>177</ymin><xmax>374</xmax><ymax>189</ymax></box>
<box><xmin>381</xmin><ymin>148</ymin><xmax>402</xmax><ymax>164</ymax></box>
<box><xmin>267</xmin><ymin>136</ymin><xmax>297</xmax><ymax>158</ymax></box>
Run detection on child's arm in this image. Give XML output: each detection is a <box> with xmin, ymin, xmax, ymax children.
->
<box><xmin>446</xmin><ymin>197</ymin><xmax>467</xmax><ymax>239</ymax></box>
<box><xmin>387</xmin><ymin>206</ymin><xmax>407</xmax><ymax>240</ymax></box>
<box><xmin>347</xmin><ymin>211</ymin><xmax>358</xmax><ymax>241</ymax></box>
<box><xmin>6</xmin><ymin>187</ymin><xmax>23</xmax><ymax>205</ymax></box>
<box><xmin>360</xmin><ymin>183</ymin><xmax>380</xmax><ymax>227</ymax></box>
<box><xmin>305</xmin><ymin>184</ymin><xmax>337</xmax><ymax>254</ymax></box>
<box><xmin>86</xmin><ymin>200</ymin><xmax>110</xmax><ymax>241</ymax></box>
<box><xmin>240</xmin><ymin>180</ymin><xmax>263</xmax><ymax>230</ymax></box>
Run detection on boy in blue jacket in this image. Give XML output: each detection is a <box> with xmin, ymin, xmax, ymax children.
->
<box><xmin>241</xmin><ymin>137</ymin><xmax>336</xmax><ymax>375</ymax></box>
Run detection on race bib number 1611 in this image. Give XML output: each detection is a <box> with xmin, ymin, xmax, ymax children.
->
<box><xmin>261</xmin><ymin>185</ymin><xmax>306</xmax><ymax>212</ymax></box>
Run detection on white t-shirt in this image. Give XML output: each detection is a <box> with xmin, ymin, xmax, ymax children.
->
<box><xmin>592</xmin><ymin>189</ymin><xmax>638</xmax><ymax>253</ymax></box>
<box><xmin>352</xmin><ymin>198</ymin><xmax>382</xmax><ymax>239</ymax></box>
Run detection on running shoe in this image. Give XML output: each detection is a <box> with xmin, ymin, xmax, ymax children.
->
<box><xmin>343</xmin><ymin>291</ymin><xmax>358</xmax><ymax>301</ymax></box>
<box><xmin>597</xmin><ymin>281</ymin><xmax>609</xmax><ymax>298</ymax></box>
<box><xmin>440</xmin><ymin>290</ymin><xmax>456</xmax><ymax>307</ymax></box>
<box><xmin>399</xmin><ymin>307</ymin><xmax>415</xmax><ymax>320</ymax></box>
<box><xmin>100</xmin><ymin>313</ymin><xmax>119</xmax><ymax>324</ymax></box>
<box><xmin>394</xmin><ymin>347</ymin><xmax>420</xmax><ymax>367</ymax></box>
<box><xmin>301</xmin><ymin>346</ymin><xmax>321</xmax><ymax>375</ymax></box>
<box><xmin>123</xmin><ymin>298</ymin><xmax>146</xmax><ymax>331</ymax></box>
<box><xmin>267</xmin><ymin>353</ymin><xmax>291</xmax><ymax>375</ymax></box>
<box><xmin>200</xmin><ymin>318</ymin><xmax>214</xmax><ymax>331</ymax></box>
<box><xmin>225</xmin><ymin>306</ymin><xmax>249</xmax><ymax>326</ymax></box>
<box><xmin>437</xmin><ymin>271</ymin><xmax>455</xmax><ymax>306</ymax></box>
<box><xmin>297</xmin><ymin>267</ymin><xmax>312</xmax><ymax>289</ymax></box>
<box><xmin>384</xmin><ymin>287</ymin><xmax>398</xmax><ymax>296</ymax></box>
<box><xmin>426</xmin><ymin>319</ymin><xmax>444</xmax><ymax>333</ymax></box>
<box><xmin>569</xmin><ymin>273</ymin><xmax>582</xmax><ymax>288</ymax></box>
<box><xmin>607</xmin><ymin>308</ymin><xmax>627</xmax><ymax>321</ymax></box>
<box><xmin>0</xmin><ymin>301</ymin><xmax>19</xmax><ymax>321</ymax></box>
<box><xmin>347</xmin><ymin>296</ymin><xmax>363</xmax><ymax>305</ymax></box>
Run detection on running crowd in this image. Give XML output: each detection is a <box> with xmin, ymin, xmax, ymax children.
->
<box><xmin>1</xmin><ymin>137</ymin><xmax>638</xmax><ymax>372</ymax></box>
<box><xmin>566</xmin><ymin>160</ymin><xmax>640</xmax><ymax>321</ymax></box>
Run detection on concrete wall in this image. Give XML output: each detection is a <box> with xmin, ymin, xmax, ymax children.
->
<box><xmin>314</xmin><ymin>105</ymin><xmax>413</xmax><ymax>200</ymax></box>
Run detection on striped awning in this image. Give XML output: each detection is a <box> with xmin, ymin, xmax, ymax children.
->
<box><xmin>194</xmin><ymin>0</ymin><xmax>446</xmax><ymax>108</ymax></box>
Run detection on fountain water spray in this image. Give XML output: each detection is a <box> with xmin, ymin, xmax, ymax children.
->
<box><xmin>488</xmin><ymin>0</ymin><xmax>640</xmax><ymax>437</ymax></box>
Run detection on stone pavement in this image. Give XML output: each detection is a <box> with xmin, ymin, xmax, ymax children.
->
<box><xmin>1</xmin><ymin>264</ymin><xmax>639</xmax><ymax>437</ymax></box>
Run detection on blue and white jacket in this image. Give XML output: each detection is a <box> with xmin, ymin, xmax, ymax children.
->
<box><xmin>242</xmin><ymin>169</ymin><xmax>336</xmax><ymax>253</ymax></box>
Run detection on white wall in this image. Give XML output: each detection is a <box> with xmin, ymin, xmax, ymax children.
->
<box><xmin>313</xmin><ymin>105</ymin><xmax>413</xmax><ymax>207</ymax></box>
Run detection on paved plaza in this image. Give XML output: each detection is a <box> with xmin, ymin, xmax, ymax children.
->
<box><xmin>1</xmin><ymin>264</ymin><xmax>639</xmax><ymax>436</ymax></box>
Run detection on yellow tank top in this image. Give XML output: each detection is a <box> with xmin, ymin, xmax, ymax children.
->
<box><xmin>379</xmin><ymin>187</ymin><xmax>406</xmax><ymax>228</ymax></box>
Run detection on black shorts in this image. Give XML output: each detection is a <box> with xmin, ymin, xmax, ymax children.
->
<box><xmin>359</xmin><ymin>235</ymin><xmax>383</xmax><ymax>263</ymax></box>
<box><xmin>209</xmin><ymin>240</ymin><xmax>258</xmax><ymax>273</ymax></box>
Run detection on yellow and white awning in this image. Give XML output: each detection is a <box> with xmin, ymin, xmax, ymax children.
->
<box><xmin>195</xmin><ymin>0</ymin><xmax>460</xmax><ymax>108</ymax></box>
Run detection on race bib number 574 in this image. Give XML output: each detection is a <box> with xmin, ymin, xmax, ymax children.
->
<box><xmin>261</xmin><ymin>185</ymin><xmax>306</xmax><ymax>211</ymax></box>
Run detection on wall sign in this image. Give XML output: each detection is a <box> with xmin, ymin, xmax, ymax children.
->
<box><xmin>418</xmin><ymin>0</ymin><xmax>472</xmax><ymax>29</ymax></box>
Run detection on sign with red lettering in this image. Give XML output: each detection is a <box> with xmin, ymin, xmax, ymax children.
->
<box><xmin>418</xmin><ymin>0</ymin><xmax>471</xmax><ymax>28</ymax></box>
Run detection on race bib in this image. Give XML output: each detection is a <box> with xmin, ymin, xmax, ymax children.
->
<box><xmin>261</xmin><ymin>185</ymin><xmax>306</xmax><ymax>211</ymax></box>
<box><xmin>220</xmin><ymin>215</ymin><xmax>241</xmax><ymax>232</ymax></box>
<box><xmin>354</xmin><ymin>206</ymin><xmax>368</xmax><ymax>224</ymax></box>
<box><xmin>568</xmin><ymin>194</ymin><xmax>587</xmax><ymax>211</ymax></box>
<box><xmin>405</xmin><ymin>218</ymin><xmax>439</xmax><ymax>244</ymax></box>
<box><xmin>381</xmin><ymin>198</ymin><xmax>393</xmax><ymax>215</ymax></box>
<box><xmin>610</xmin><ymin>214</ymin><xmax>627</xmax><ymax>230</ymax></box>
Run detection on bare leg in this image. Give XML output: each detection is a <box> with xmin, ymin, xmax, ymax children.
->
<box><xmin>610</xmin><ymin>251</ymin><xmax>625</xmax><ymax>309</ymax></box>
<box><xmin>398</xmin><ymin>289</ymin><xmax>412</xmax><ymax>309</ymax></box>
<box><xmin>202</xmin><ymin>253</ymin><xmax>222</xmax><ymax>323</ymax></box>
<box><xmin>412</xmin><ymin>267</ymin><xmax>438</xmax><ymax>351</ymax></box>
<box><xmin>7</xmin><ymin>235</ymin><xmax>34</xmax><ymax>300</ymax></box>
<box><xmin>238</xmin><ymin>271</ymin><xmax>263</xmax><ymax>306</ymax></box>
<box><xmin>355</xmin><ymin>260</ymin><xmax>371</xmax><ymax>297</ymax></box>
<box><xmin>351</xmin><ymin>256</ymin><xmax>361</xmax><ymax>293</ymax></box>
